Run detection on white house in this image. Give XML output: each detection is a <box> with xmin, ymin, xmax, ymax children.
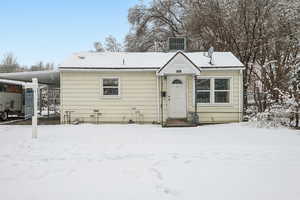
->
<box><xmin>59</xmin><ymin>50</ymin><xmax>244</xmax><ymax>126</ymax></box>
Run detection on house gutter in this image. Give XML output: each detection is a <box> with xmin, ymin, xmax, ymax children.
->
<box><xmin>59</xmin><ymin>68</ymin><xmax>158</xmax><ymax>72</ymax></box>
<box><xmin>60</xmin><ymin>67</ymin><xmax>245</xmax><ymax>72</ymax></box>
<box><xmin>201</xmin><ymin>67</ymin><xmax>245</xmax><ymax>71</ymax></box>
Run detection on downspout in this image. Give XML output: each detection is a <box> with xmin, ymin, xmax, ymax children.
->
<box><xmin>156</xmin><ymin>75</ymin><xmax>160</xmax><ymax>123</ymax></box>
<box><xmin>194</xmin><ymin>75</ymin><xmax>198</xmax><ymax>125</ymax></box>
<box><xmin>60</xmin><ymin>71</ymin><xmax>63</xmax><ymax>124</ymax></box>
<box><xmin>239</xmin><ymin>69</ymin><xmax>243</xmax><ymax>122</ymax></box>
<box><xmin>160</xmin><ymin>77</ymin><xmax>164</xmax><ymax>126</ymax></box>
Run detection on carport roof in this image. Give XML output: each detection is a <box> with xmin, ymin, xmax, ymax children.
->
<box><xmin>0</xmin><ymin>70</ymin><xmax>59</xmax><ymax>85</ymax></box>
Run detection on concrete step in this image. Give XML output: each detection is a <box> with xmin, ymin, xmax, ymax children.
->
<box><xmin>164</xmin><ymin>118</ymin><xmax>197</xmax><ymax>127</ymax></box>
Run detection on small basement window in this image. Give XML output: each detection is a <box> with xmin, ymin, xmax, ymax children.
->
<box><xmin>101</xmin><ymin>78</ymin><xmax>120</xmax><ymax>97</ymax></box>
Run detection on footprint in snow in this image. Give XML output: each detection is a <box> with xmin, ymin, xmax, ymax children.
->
<box><xmin>116</xmin><ymin>144</ymin><xmax>123</xmax><ymax>150</ymax></box>
<box><xmin>156</xmin><ymin>185</ymin><xmax>180</xmax><ymax>197</ymax></box>
<box><xmin>169</xmin><ymin>153</ymin><xmax>179</xmax><ymax>159</ymax></box>
<box><xmin>184</xmin><ymin>160</ymin><xmax>192</xmax><ymax>164</ymax></box>
<box><xmin>152</xmin><ymin>160</ymin><xmax>166</xmax><ymax>166</ymax></box>
<box><xmin>150</xmin><ymin>168</ymin><xmax>163</xmax><ymax>180</ymax></box>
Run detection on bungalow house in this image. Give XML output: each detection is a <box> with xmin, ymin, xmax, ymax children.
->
<box><xmin>60</xmin><ymin>50</ymin><xmax>244</xmax><ymax>126</ymax></box>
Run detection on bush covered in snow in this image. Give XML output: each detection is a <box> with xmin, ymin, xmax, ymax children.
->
<box><xmin>246</xmin><ymin>46</ymin><xmax>300</xmax><ymax>128</ymax></box>
<box><xmin>249</xmin><ymin>107</ymin><xmax>292</xmax><ymax>128</ymax></box>
<box><xmin>248</xmin><ymin>68</ymin><xmax>300</xmax><ymax>128</ymax></box>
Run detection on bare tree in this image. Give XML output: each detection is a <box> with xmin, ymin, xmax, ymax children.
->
<box><xmin>126</xmin><ymin>0</ymin><xmax>300</xmax><ymax>112</ymax></box>
<box><xmin>93</xmin><ymin>42</ymin><xmax>105</xmax><ymax>52</ymax></box>
<box><xmin>125</xmin><ymin>0</ymin><xmax>186</xmax><ymax>52</ymax></box>
<box><xmin>104</xmin><ymin>35</ymin><xmax>122</xmax><ymax>52</ymax></box>
<box><xmin>30</xmin><ymin>62</ymin><xmax>54</xmax><ymax>71</ymax></box>
<box><xmin>0</xmin><ymin>53</ymin><xmax>20</xmax><ymax>73</ymax></box>
<box><xmin>247</xmin><ymin>0</ymin><xmax>300</xmax><ymax>112</ymax></box>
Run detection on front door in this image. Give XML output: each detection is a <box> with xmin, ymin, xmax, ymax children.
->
<box><xmin>167</xmin><ymin>76</ymin><xmax>187</xmax><ymax>118</ymax></box>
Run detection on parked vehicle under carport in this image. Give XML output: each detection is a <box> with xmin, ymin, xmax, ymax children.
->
<box><xmin>0</xmin><ymin>71</ymin><xmax>59</xmax><ymax>121</ymax></box>
<box><xmin>0</xmin><ymin>83</ymin><xmax>24</xmax><ymax>121</ymax></box>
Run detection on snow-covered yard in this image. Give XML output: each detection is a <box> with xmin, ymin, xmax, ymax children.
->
<box><xmin>0</xmin><ymin>123</ymin><xmax>300</xmax><ymax>200</ymax></box>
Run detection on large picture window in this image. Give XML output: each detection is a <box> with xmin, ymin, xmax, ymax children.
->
<box><xmin>195</xmin><ymin>78</ymin><xmax>231</xmax><ymax>104</ymax></box>
<box><xmin>102</xmin><ymin>78</ymin><xmax>120</xmax><ymax>97</ymax></box>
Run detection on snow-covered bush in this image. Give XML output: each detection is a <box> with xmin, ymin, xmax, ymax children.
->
<box><xmin>248</xmin><ymin>57</ymin><xmax>300</xmax><ymax>128</ymax></box>
<box><xmin>249</xmin><ymin>83</ymin><xmax>299</xmax><ymax>128</ymax></box>
<box><xmin>249</xmin><ymin>106</ymin><xmax>292</xmax><ymax>128</ymax></box>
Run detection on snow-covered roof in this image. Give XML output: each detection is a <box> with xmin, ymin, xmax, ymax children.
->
<box><xmin>60</xmin><ymin>51</ymin><xmax>244</xmax><ymax>70</ymax></box>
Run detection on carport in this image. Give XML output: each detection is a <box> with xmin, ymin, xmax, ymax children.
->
<box><xmin>0</xmin><ymin>70</ymin><xmax>60</xmax><ymax>138</ymax></box>
<box><xmin>0</xmin><ymin>70</ymin><xmax>60</xmax><ymax>116</ymax></box>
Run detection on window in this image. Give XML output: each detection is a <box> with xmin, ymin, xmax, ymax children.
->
<box><xmin>168</xmin><ymin>37</ymin><xmax>186</xmax><ymax>51</ymax></box>
<box><xmin>0</xmin><ymin>84</ymin><xmax>4</xmax><ymax>92</ymax></box>
<box><xmin>195</xmin><ymin>78</ymin><xmax>231</xmax><ymax>104</ymax></box>
<box><xmin>172</xmin><ymin>79</ymin><xmax>183</xmax><ymax>84</ymax></box>
<box><xmin>214</xmin><ymin>79</ymin><xmax>230</xmax><ymax>103</ymax></box>
<box><xmin>196</xmin><ymin>79</ymin><xmax>211</xmax><ymax>103</ymax></box>
<box><xmin>102</xmin><ymin>78</ymin><xmax>120</xmax><ymax>97</ymax></box>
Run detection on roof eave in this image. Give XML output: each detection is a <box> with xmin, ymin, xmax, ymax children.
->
<box><xmin>59</xmin><ymin>67</ymin><xmax>159</xmax><ymax>72</ymax></box>
<box><xmin>200</xmin><ymin>66</ymin><xmax>245</xmax><ymax>70</ymax></box>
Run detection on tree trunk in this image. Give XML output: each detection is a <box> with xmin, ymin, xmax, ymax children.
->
<box><xmin>296</xmin><ymin>107</ymin><xmax>299</xmax><ymax>128</ymax></box>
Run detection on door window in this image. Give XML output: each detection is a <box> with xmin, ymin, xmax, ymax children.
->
<box><xmin>172</xmin><ymin>79</ymin><xmax>183</xmax><ymax>84</ymax></box>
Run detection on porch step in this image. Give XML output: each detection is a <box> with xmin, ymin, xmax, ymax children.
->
<box><xmin>164</xmin><ymin>118</ymin><xmax>197</xmax><ymax>127</ymax></box>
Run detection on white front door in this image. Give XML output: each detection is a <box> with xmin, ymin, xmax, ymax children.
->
<box><xmin>167</xmin><ymin>76</ymin><xmax>187</xmax><ymax>118</ymax></box>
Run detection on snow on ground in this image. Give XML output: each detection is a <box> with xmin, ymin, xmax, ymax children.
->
<box><xmin>0</xmin><ymin>123</ymin><xmax>300</xmax><ymax>200</ymax></box>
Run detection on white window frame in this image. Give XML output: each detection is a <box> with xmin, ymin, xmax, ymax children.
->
<box><xmin>194</xmin><ymin>76</ymin><xmax>233</xmax><ymax>106</ymax></box>
<box><xmin>100</xmin><ymin>77</ymin><xmax>121</xmax><ymax>98</ymax></box>
<box><xmin>195</xmin><ymin>78</ymin><xmax>211</xmax><ymax>104</ymax></box>
<box><xmin>214</xmin><ymin>78</ymin><xmax>231</xmax><ymax>104</ymax></box>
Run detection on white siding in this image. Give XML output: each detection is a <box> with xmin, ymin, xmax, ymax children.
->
<box><xmin>60</xmin><ymin>71</ymin><xmax>159</xmax><ymax>123</ymax></box>
<box><xmin>60</xmin><ymin>69</ymin><xmax>243</xmax><ymax>124</ymax></box>
<box><xmin>187</xmin><ymin>70</ymin><xmax>242</xmax><ymax>123</ymax></box>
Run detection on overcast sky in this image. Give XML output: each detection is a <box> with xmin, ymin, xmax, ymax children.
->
<box><xmin>0</xmin><ymin>0</ymin><xmax>142</xmax><ymax>67</ymax></box>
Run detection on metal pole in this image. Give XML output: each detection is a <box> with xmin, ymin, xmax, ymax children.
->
<box><xmin>32</xmin><ymin>78</ymin><xmax>38</xmax><ymax>139</ymax></box>
<box><xmin>47</xmin><ymin>88</ymin><xmax>50</xmax><ymax>118</ymax></box>
<box><xmin>194</xmin><ymin>76</ymin><xmax>198</xmax><ymax>125</ymax></box>
<box><xmin>39</xmin><ymin>87</ymin><xmax>42</xmax><ymax>116</ymax></box>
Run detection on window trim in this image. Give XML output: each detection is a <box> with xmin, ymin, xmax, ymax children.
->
<box><xmin>100</xmin><ymin>77</ymin><xmax>121</xmax><ymax>98</ymax></box>
<box><xmin>194</xmin><ymin>76</ymin><xmax>233</xmax><ymax>106</ymax></box>
<box><xmin>214</xmin><ymin>78</ymin><xmax>231</xmax><ymax>104</ymax></box>
<box><xmin>195</xmin><ymin>78</ymin><xmax>211</xmax><ymax>104</ymax></box>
